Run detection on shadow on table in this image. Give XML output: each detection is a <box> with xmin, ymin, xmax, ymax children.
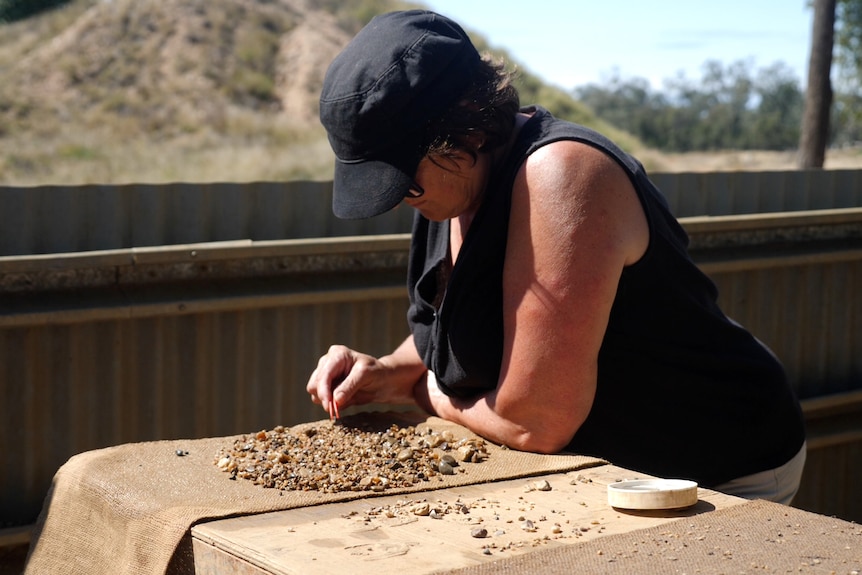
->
<box><xmin>611</xmin><ymin>499</ymin><xmax>717</xmax><ymax>518</ymax></box>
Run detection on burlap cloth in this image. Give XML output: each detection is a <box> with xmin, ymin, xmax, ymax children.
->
<box><xmin>23</xmin><ymin>411</ymin><xmax>605</xmax><ymax>575</ymax></box>
<box><xmin>438</xmin><ymin>499</ymin><xmax>862</xmax><ymax>575</ymax></box>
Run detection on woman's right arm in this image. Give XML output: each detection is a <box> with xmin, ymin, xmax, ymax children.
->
<box><xmin>306</xmin><ymin>335</ymin><xmax>428</xmax><ymax>417</ymax></box>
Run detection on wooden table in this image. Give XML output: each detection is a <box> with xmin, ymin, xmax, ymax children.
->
<box><xmin>190</xmin><ymin>463</ymin><xmax>745</xmax><ymax>575</ymax></box>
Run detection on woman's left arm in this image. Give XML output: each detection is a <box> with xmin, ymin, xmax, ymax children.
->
<box><xmin>415</xmin><ymin>141</ymin><xmax>649</xmax><ymax>453</ymax></box>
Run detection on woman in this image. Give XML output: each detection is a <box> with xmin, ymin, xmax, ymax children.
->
<box><xmin>308</xmin><ymin>10</ymin><xmax>806</xmax><ymax>503</ymax></box>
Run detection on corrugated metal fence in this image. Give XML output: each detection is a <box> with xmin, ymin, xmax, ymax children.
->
<box><xmin>2</xmin><ymin>169</ymin><xmax>861</xmax><ymax>256</ymax></box>
<box><xmin>1</xmin><ymin>171</ymin><xmax>861</xmax><ymax>532</ymax></box>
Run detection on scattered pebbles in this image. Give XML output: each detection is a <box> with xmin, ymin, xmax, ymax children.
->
<box><xmin>214</xmin><ymin>421</ymin><xmax>490</xmax><ymax>493</ymax></box>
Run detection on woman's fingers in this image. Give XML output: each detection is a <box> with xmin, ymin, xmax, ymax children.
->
<box><xmin>307</xmin><ymin>345</ymin><xmax>357</xmax><ymax>418</ymax></box>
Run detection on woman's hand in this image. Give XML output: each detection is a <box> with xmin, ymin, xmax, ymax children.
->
<box><xmin>306</xmin><ymin>338</ymin><xmax>428</xmax><ymax>418</ymax></box>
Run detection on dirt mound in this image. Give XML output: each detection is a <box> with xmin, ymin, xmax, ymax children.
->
<box><xmin>277</xmin><ymin>8</ymin><xmax>348</xmax><ymax>121</ymax></box>
<box><xmin>1</xmin><ymin>0</ymin><xmax>351</xmax><ymax>135</ymax></box>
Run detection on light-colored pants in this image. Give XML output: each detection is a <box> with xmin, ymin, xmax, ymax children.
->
<box><xmin>713</xmin><ymin>441</ymin><xmax>807</xmax><ymax>505</ymax></box>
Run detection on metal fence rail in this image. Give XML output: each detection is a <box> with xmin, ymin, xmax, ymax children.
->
<box><xmin>2</xmin><ymin>169</ymin><xmax>861</xmax><ymax>256</ymax></box>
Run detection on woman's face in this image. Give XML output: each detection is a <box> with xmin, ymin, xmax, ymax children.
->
<box><xmin>404</xmin><ymin>150</ymin><xmax>491</xmax><ymax>222</ymax></box>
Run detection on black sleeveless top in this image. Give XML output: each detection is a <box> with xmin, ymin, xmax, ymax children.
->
<box><xmin>406</xmin><ymin>106</ymin><xmax>805</xmax><ymax>487</ymax></box>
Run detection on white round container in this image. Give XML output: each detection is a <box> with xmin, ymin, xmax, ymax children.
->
<box><xmin>607</xmin><ymin>479</ymin><xmax>698</xmax><ymax>510</ymax></box>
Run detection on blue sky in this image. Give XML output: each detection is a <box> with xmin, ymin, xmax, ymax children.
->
<box><xmin>423</xmin><ymin>0</ymin><xmax>813</xmax><ymax>90</ymax></box>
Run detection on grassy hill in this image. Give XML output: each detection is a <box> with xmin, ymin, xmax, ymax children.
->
<box><xmin>0</xmin><ymin>0</ymin><xmax>643</xmax><ymax>186</ymax></box>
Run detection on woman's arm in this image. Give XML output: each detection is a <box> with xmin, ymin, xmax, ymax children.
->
<box><xmin>418</xmin><ymin>141</ymin><xmax>649</xmax><ymax>453</ymax></box>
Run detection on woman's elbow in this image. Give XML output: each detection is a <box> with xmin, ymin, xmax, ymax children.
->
<box><xmin>505</xmin><ymin>426</ymin><xmax>577</xmax><ymax>454</ymax></box>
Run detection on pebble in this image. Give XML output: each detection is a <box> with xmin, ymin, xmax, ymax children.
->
<box><xmin>471</xmin><ymin>527</ymin><xmax>488</xmax><ymax>538</ymax></box>
<box><xmin>397</xmin><ymin>448</ymin><xmax>415</xmax><ymax>462</ymax></box>
<box><xmin>457</xmin><ymin>446</ymin><xmax>475</xmax><ymax>462</ymax></box>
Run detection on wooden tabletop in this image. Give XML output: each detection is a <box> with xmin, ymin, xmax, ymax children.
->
<box><xmin>190</xmin><ymin>463</ymin><xmax>745</xmax><ymax>575</ymax></box>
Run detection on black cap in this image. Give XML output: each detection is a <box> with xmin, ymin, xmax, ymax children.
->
<box><xmin>319</xmin><ymin>10</ymin><xmax>481</xmax><ymax>219</ymax></box>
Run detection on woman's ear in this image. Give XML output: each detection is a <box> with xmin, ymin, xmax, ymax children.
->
<box><xmin>462</xmin><ymin>131</ymin><xmax>487</xmax><ymax>151</ymax></box>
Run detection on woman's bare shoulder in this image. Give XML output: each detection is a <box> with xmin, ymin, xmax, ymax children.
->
<box><xmin>514</xmin><ymin>139</ymin><xmax>648</xmax><ymax>266</ymax></box>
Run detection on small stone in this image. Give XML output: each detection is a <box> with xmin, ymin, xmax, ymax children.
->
<box><xmin>437</xmin><ymin>461</ymin><xmax>455</xmax><ymax>475</ymax></box>
<box><xmin>396</xmin><ymin>448</ymin><xmax>415</xmax><ymax>462</ymax></box>
<box><xmin>440</xmin><ymin>454</ymin><xmax>458</xmax><ymax>467</ymax></box>
<box><xmin>533</xmin><ymin>480</ymin><xmax>552</xmax><ymax>491</ymax></box>
<box><xmin>521</xmin><ymin>519</ymin><xmax>536</xmax><ymax>532</ymax></box>
<box><xmin>411</xmin><ymin>502</ymin><xmax>431</xmax><ymax>516</ymax></box>
<box><xmin>471</xmin><ymin>528</ymin><xmax>488</xmax><ymax>538</ymax></box>
<box><xmin>426</xmin><ymin>434</ymin><xmax>445</xmax><ymax>448</ymax></box>
<box><xmin>457</xmin><ymin>446</ymin><xmax>475</xmax><ymax>462</ymax></box>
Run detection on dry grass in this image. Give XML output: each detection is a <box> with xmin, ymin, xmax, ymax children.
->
<box><xmin>642</xmin><ymin>147</ymin><xmax>862</xmax><ymax>173</ymax></box>
<box><xmin>4</xmin><ymin>117</ymin><xmax>861</xmax><ymax>187</ymax></box>
<box><xmin>0</xmin><ymin>110</ymin><xmax>336</xmax><ymax>185</ymax></box>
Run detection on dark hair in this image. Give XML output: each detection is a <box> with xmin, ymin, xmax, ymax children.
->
<box><xmin>421</xmin><ymin>54</ymin><xmax>520</xmax><ymax>164</ymax></box>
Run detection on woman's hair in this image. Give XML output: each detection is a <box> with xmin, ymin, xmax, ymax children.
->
<box><xmin>421</xmin><ymin>54</ymin><xmax>520</xmax><ymax>164</ymax></box>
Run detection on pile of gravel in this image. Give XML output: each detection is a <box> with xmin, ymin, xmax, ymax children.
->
<box><xmin>215</xmin><ymin>420</ymin><xmax>490</xmax><ymax>493</ymax></box>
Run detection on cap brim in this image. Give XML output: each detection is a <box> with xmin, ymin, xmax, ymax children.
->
<box><xmin>332</xmin><ymin>133</ymin><xmax>426</xmax><ymax>220</ymax></box>
<box><xmin>332</xmin><ymin>158</ymin><xmax>412</xmax><ymax>219</ymax></box>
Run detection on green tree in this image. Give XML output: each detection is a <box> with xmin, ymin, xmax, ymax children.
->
<box><xmin>748</xmin><ymin>63</ymin><xmax>804</xmax><ymax>149</ymax></box>
<box><xmin>574</xmin><ymin>74</ymin><xmax>655</xmax><ymax>132</ymax></box>
<box><xmin>833</xmin><ymin>0</ymin><xmax>862</xmax><ymax>145</ymax></box>
<box><xmin>835</xmin><ymin>0</ymin><xmax>862</xmax><ymax>80</ymax></box>
<box><xmin>693</xmin><ymin>60</ymin><xmax>755</xmax><ymax>149</ymax></box>
<box><xmin>574</xmin><ymin>60</ymin><xmax>804</xmax><ymax>153</ymax></box>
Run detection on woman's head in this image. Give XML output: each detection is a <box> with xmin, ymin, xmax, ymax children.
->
<box><xmin>319</xmin><ymin>10</ymin><xmax>519</xmax><ymax>219</ymax></box>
